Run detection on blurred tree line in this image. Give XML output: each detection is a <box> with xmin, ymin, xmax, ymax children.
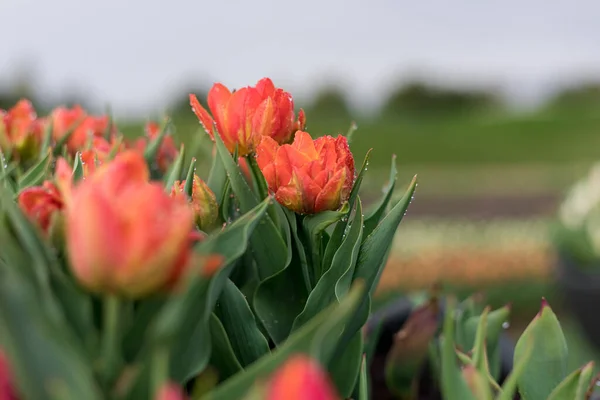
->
<box><xmin>2</xmin><ymin>69</ymin><xmax>600</xmax><ymax>121</ymax></box>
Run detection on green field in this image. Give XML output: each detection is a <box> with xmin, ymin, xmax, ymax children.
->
<box><xmin>119</xmin><ymin>104</ymin><xmax>600</xmax><ymax>197</ymax></box>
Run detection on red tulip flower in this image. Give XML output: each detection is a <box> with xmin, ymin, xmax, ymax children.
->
<box><xmin>257</xmin><ymin>131</ymin><xmax>354</xmax><ymax>214</ymax></box>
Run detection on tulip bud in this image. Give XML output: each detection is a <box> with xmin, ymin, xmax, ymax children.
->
<box><xmin>18</xmin><ymin>181</ymin><xmax>64</xmax><ymax>235</ymax></box>
<box><xmin>189</xmin><ymin>78</ymin><xmax>305</xmax><ymax>156</ymax></box>
<box><xmin>0</xmin><ymin>350</ymin><xmax>18</xmax><ymax>400</ymax></box>
<box><xmin>170</xmin><ymin>175</ymin><xmax>218</xmax><ymax>231</ymax></box>
<box><xmin>65</xmin><ymin>151</ymin><xmax>195</xmax><ymax>298</ymax></box>
<box><xmin>461</xmin><ymin>364</ymin><xmax>493</xmax><ymax>399</ymax></box>
<box><xmin>384</xmin><ymin>298</ymin><xmax>440</xmax><ymax>399</ymax></box>
<box><xmin>267</xmin><ymin>355</ymin><xmax>340</xmax><ymax>400</ymax></box>
<box><xmin>155</xmin><ymin>382</ymin><xmax>187</xmax><ymax>400</ymax></box>
<box><xmin>256</xmin><ymin>131</ymin><xmax>355</xmax><ymax>214</ymax></box>
<box><xmin>0</xmin><ymin>99</ymin><xmax>44</xmax><ymax>162</ymax></box>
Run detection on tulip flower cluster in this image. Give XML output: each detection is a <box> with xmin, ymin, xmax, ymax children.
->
<box><xmin>0</xmin><ymin>76</ymin><xmax>595</xmax><ymax>400</ymax></box>
<box><xmin>0</xmin><ymin>77</ymin><xmax>420</xmax><ymax>400</ymax></box>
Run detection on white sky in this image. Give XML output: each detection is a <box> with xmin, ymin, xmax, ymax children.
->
<box><xmin>1</xmin><ymin>0</ymin><xmax>600</xmax><ymax>116</ymax></box>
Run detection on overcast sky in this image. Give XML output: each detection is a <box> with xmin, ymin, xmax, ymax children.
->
<box><xmin>1</xmin><ymin>0</ymin><xmax>600</xmax><ymax>117</ymax></box>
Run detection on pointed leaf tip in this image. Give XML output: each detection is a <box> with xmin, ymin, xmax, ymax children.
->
<box><xmin>538</xmin><ymin>298</ymin><xmax>551</xmax><ymax>316</ymax></box>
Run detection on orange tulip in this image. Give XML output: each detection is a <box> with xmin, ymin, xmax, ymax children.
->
<box><xmin>65</xmin><ymin>151</ymin><xmax>195</xmax><ymax>298</ymax></box>
<box><xmin>170</xmin><ymin>175</ymin><xmax>218</xmax><ymax>231</ymax></box>
<box><xmin>189</xmin><ymin>78</ymin><xmax>305</xmax><ymax>156</ymax></box>
<box><xmin>0</xmin><ymin>350</ymin><xmax>18</xmax><ymax>400</ymax></box>
<box><xmin>52</xmin><ymin>105</ymin><xmax>110</xmax><ymax>154</ymax></box>
<box><xmin>18</xmin><ymin>181</ymin><xmax>64</xmax><ymax>234</ymax></box>
<box><xmin>256</xmin><ymin>131</ymin><xmax>355</xmax><ymax>214</ymax></box>
<box><xmin>133</xmin><ymin>122</ymin><xmax>178</xmax><ymax>172</ymax></box>
<box><xmin>80</xmin><ymin>136</ymin><xmax>125</xmax><ymax>176</ymax></box>
<box><xmin>0</xmin><ymin>99</ymin><xmax>45</xmax><ymax>161</ymax></box>
<box><xmin>267</xmin><ymin>355</ymin><xmax>340</xmax><ymax>400</ymax></box>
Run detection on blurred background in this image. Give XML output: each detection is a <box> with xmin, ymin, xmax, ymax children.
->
<box><xmin>3</xmin><ymin>0</ymin><xmax>600</xmax><ymax>370</ymax></box>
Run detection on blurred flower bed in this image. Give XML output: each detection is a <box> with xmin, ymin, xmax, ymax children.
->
<box><xmin>377</xmin><ymin>218</ymin><xmax>553</xmax><ymax>293</ymax></box>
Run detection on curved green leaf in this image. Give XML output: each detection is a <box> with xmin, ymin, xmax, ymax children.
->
<box><xmin>322</xmin><ymin>149</ymin><xmax>371</xmax><ymax>271</ymax></box>
<box><xmin>200</xmin><ymin>282</ymin><xmax>365</xmax><ymax>400</ymax></box>
<box><xmin>302</xmin><ymin>204</ymin><xmax>348</xmax><ymax>285</ymax></box>
<box><xmin>292</xmin><ymin>199</ymin><xmax>363</xmax><ymax>331</ymax></box>
<box><xmin>0</xmin><ymin>272</ymin><xmax>101</xmax><ymax>400</ymax></box>
<box><xmin>329</xmin><ymin>333</ymin><xmax>363</xmax><ymax>398</ymax></box>
<box><xmin>547</xmin><ymin>366</ymin><xmax>585</xmax><ymax>400</ymax></box>
<box><xmin>209</xmin><ymin>313</ymin><xmax>244</xmax><ymax>382</ymax></box>
<box><xmin>514</xmin><ymin>299</ymin><xmax>568</xmax><ymax>400</ymax></box>
<box><xmin>362</xmin><ymin>154</ymin><xmax>398</xmax><ymax>237</ymax></box>
<box><xmin>142</xmin><ymin>198</ymin><xmax>270</xmax><ymax>383</ymax></box>
<box><xmin>213</xmin><ymin>128</ymin><xmax>287</xmax><ymax>280</ymax></box>
<box><xmin>163</xmin><ymin>144</ymin><xmax>186</xmax><ymax>191</ymax></box>
<box><xmin>440</xmin><ymin>298</ymin><xmax>476</xmax><ymax>400</ymax></box>
<box><xmin>17</xmin><ymin>150</ymin><xmax>51</xmax><ymax>189</ymax></box>
<box><xmin>353</xmin><ymin>175</ymin><xmax>417</xmax><ymax>299</ymax></box>
<box><xmin>254</xmin><ymin>207</ymin><xmax>309</xmax><ymax>344</ymax></box>
<box><xmin>216</xmin><ymin>279</ymin><xmax>270</xmax><ymax>367</ymax></box>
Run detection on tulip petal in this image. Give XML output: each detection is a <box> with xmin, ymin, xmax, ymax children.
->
<box><xmin>67</xmin><ymin>185</ymin><xmax>126</xmax><ymax>294</ymax></box>
<box><xmin>189</xmin><ymin>94</ymin><xmax>215</xmax><ymax>138</ymax></box>
<box><xmin>314</xmin><ymin>168</ymin><xmax>347</xmax><ymax>212</ymax></box>
<box><xmin>255</xmin><ymin>77</ymin><xmax>276</xmax><ymax>97</ymax></box>
<box><xmin>207</xmin><ymin>83</ymin><xmax>232</xmax><ymax>139</ymax></box>
<box><xmin>252</xmin><ymin>97</ymin><xmax>276</xmax><ymax>138</ymax></box>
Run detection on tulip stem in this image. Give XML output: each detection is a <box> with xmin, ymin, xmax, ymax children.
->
<box><xmin>151</xmin><ymin>346</ymin><xmax>170</xmax><ymax>396</ymax></box>
<box><xmin>102</xmin><ymin>294</ymin><xmax>121</xmax><ymax>383</ymax></box>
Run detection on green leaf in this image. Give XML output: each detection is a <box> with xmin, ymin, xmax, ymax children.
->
<box><xmin>322</xmin><ymin>149</ymin><xmax>371</xmax><ymax>270</ymax></box>
<box><xmin>345</xmin><ymin>121</ymin><xmax>358</xmax><ymax>144</ymax></box>
<box><xmin>0</xmin><ymin>151</ymin><xmax>17</xmax><ymax>194</ymax></box>
<box><xmin>163</xmin><ymin>144</ymin><xmax>186</xmax><ymax>191</ymax></box>
<box><xmin>514</xmin><ymin>299</ymin><xmax>568</xmax><ymax>400</ymax></box>
<box><xmin>170</xmin><ymin>199</ymin><xmax>271</xmax><ymax>382</ymax></box>
<box><xmin>143</xmin><ymin>119</ymin><xmax>170</xmax><ymax>165</ymax></box>
<box><xmin>39</xmin><ymin>118</ymin><xmax>54</xmax><ymax>159</ymax></box>
<box><xmin>496</xmin><ymin>334</ymin><xmax>532</xmax><ymax>400</ymax></box>
<box><xmin>329</xmin><ymin>333</ymin><xmax>363</xmax><ymax>398</ymax></box>
<box><xmin>575</xmin><ymin>362</ymin><xmax>595</xmax><ymax>400</ymax></box>
<box><xmin>208</xmin><ymin>313</ymin><xmax>243</xmax><ymax>382</ymax></box>
<box><xmin>213</xmin><ymin>127</ymin><xmax>287</xmax><ymax>281</ymax></box>
<box><xmin>17</xmin><ymin>150</ymin><xmax>51</xmax><ymax>189</ymax></box>
<box><xmin>0</xmin><ymin>190</ymin><xmax>65</xmax><ymax>325</ymax></box>
<box><xmin>291</xmin><ymin>199</ymin><xmax>363</xmax><ymax>331</ymax></box>
<box><xmin>482</xmin><ymin>306</ymin><xmax>510</xmax><ymax>380</ymax></box>
<box><xmin>215</xmin><ymin>279</ymin><xmax>270</xmax><ymax>367</ymax></box>
<box><xmin>364</xmin><ymin>319</ymin><xmax>383</xmax><ymax>368</ymax></box>
<box><xmin>440</xmin><ymin>298</ymin><xmax>477</xmax><ymax>400</ymax></box>
<box><xmin>72</xmin><ymin>152</ymin><xmax>84</xmax><ymax>182</ymax></box>
<box><xmin>0</xmin><ymin>272</ymin><xmax>102</xmax><ymax>400</ymax></box>
<box><xmin>122</xmin><ymin>297</ymin><xmax>166</xmax><ymax>361</ymax></box>
<box><xmin>356</xmin><ymin>356</ymin><xmax>369</xmax><ymax>400</ymax></box>
<box><xmin>362</xmin><ymin>155</ymin><xmax>399</xmax><ymax>237</ymax></box>
<box><xmin>462</xmin><ymin>364</ymin><xmax>494</xmax><ymax>400</ymax></box>
<box><xmin>353</xmin><ymin>176</ymin><xmax>417</xmax><ymax>299</ymax></box>
<box><xmin>302</xmin><ymin>204</ymin><xmax>348</xmax><ymax>285</ymax></box>
<box><xmin>471</xmin><ymin>307</ymin><xmax>489</xmax><ymax>372</ymax></box>
<box><xmin>254</xmin><ymin>207</ymin><xmax>310</xmax><ymax>344</ymax></box>
<box><xmin>141</xmin><ymin>198</ymin><xmax>270</xmax><ymax>384</ymax></box>
<box><xmin>48</xmin><ymin>270</ymin><xmax>97</xmax><ymax>354</ymax></box>
<box><xmin>184</xmin><ymin>157</ymin><xmax>196</xmax><ymax>198</ymax></box>
<box><xmin>246</xmin><ymin>155</ymin><xmax>279</xmax><ymax>227</ymax></box>
<box><xmin>199</xmin><ymin>282</ymin><xmax>366</xmax><ymax>400</ymax></box>
<box><xmin>207</xmin><ymin>146</ymin><xmax>227</xmax><ymax>203</ymax></box>
<box><xmin>546</xmin><ymin>366</ymin><xmax>584</xmax><ymax>400</ymax></box>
